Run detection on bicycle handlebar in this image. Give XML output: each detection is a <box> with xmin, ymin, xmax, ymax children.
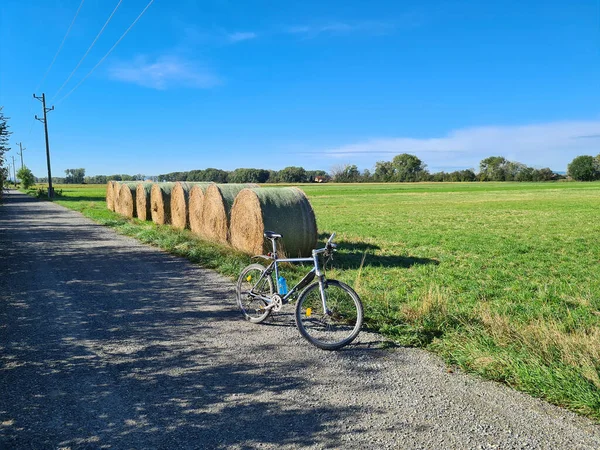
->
<box><xmin>312</xmin><ymin>233</ymin><xmax>337</xmax><ymax>256</ymax></box>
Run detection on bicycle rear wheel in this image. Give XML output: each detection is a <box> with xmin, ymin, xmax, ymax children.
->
<box><xmin>295</xmin><ymin>280</ymin><xmax>363</xmax><ymax>350</ymax></box>
<box><xmin>236</xmin><ymin>264</ymin><xmax>274</xmax><ymax>323</ymax></box>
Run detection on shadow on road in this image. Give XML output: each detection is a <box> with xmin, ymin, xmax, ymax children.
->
<box><xmin>0</xmin><ymin>192</ymin><xmax>401</xmax><ymax>448</ymax></box>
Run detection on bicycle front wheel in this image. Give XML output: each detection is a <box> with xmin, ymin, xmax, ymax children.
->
<box><xmin>295</xmin><ymin>280</ymin><xmax>363</xmax><ymax>350</ymax></box>
<box><xmin>236</xmin><ymin>264</ymin><xmax>274</xmax><ymax>323</ymax></box>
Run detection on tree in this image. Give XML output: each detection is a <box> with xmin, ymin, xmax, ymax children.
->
<box><xmin>391</xmin><ymin>154</ymin><xmax>427</xmax><ymax>182</ymax></box>
<box><xmin>65</xmin><ymin>168</ymin><xmax>85</xmax><ymax>184</ymax></box>
<box><xmin>84</xmin><ymin>175</ymin><xmax>108</xmax><ymax>184</ymax></box>
<box><xmin>332</xmin><ymin>164</ymin><xmax>361</xmax><ymax>182</ymax></box>
<box><xmin>278</xmin><ymin>166</ymin><xmax>307</xmax><ymax>183</ymax></box>
<box><xmin>515</xmin><ymin>166</ymin><xmax>534</xmax><ymax>182</ymax></box>
<box><xmin>266</xmin><ymin>170</ymin><xmax>280</xmax><ymax>183</ymax></box>
<box><xmin>533</xmin><ymin>168</ymin><xmax>556</xmax><ymax>181</ymax></box>
<box><xmin>505</xmin><ymin>161</ymin><xmax>528</xmax><ymax>181</ymax></box>
<box><xmin>229</xmin><ymin>168</ymin><xmax>270</xmax><ymax>183</ymax></box>
<box><xmin>459</xmin><ymin>169</ymin><xmax>477</xmax><ymax>182</ymax></box>
<box><xmin>479</xmin><ymin>156</ymin><xmax>509</xmax><ymax>181</ymax></box>
<box><xmin>362</xmin><ymin>168</ymin><xmax>372</xmax><ymax>182</ymax></box>
<box><xmin>0</xmin><ymin>107</ymin><xmax>11</xmax><ymax>197</ymax></box>
<box><xmin>374</xmin><ymin>161</ymin><xmax>395</xmax><ymax>182</ymax></box>
<box><xmin>17</xmin><ymin>166</ymin><xmax>35</xmax><ymax>189</ymax></box>
<box><xmin>202</xmin><ymin>168</ymin><xmax>229</xmax><ymax>183</ymax></box>
<box><xmin>568</xmin><ymin>155</ymin><xmax>599</xmax><ymax>181</ymax></box>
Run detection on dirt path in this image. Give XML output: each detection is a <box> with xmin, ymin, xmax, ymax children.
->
<box><xmin>1</xmin><ymin>190</ymin><xmax>598</xmax><ymax>449</ymax></box>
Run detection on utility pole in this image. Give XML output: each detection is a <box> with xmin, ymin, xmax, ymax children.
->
<box><xmin>16</xmin><ymin>142</ymin><xmax>26</xmax><ymax>169</ymax></box>
<box><xmin>34</xmin><ymin>93</ymin><xmax>54</xmax><ymax>199</ymax></box>
<box><xmin>11</xmin><ymin>155</ymin><xmax>16</xmax><ymax>185</ymax></box>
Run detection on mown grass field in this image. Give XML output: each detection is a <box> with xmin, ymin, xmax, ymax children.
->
<box><xmin>26</xmin><ymin>182</ymin><xmax>600</xmax><ymax>419</ymax></box>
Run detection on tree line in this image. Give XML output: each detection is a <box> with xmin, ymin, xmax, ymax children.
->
<box><xmin>157</xmin><ymin>167</ymin><xmax>329</xmax><ymax>183</ymax></box>
<box><xmin>36</xmin><ymin>170</ymin><xmax>148</xmax><ymax>185</ymax></box>
<box><xmin>151</xmin><ymin>155</ymin><xmax>566</xmax><ymax>184</ymax></box>
<box><xmin>330</xmin><ymin>154</ymin><xmax>561</xmax><ymax>182</ymax></box>
<box><xmin>34</xmin><ymin>167</ymin><xmax>331</xmax><ymax>184</ymax></box>
<box><xmin>32</xmin><ymin>154</ymin><xmax>600</xmax><ymax>185</ymax></box>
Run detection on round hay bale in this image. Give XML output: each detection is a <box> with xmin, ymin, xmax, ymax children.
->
<box><xmin>118</xmin><ymin>183</ymin><xmax>138</xmax><ymax>218</ymax></box>
<box><xmin>150</xmin><ymin>183</ymin><xmax>176</xmax><ymax>225</ymax></box>
<box><xmin>201</xmin><ymin>183</ymin><xmax>259</xmax><ymax>244</ymax></box>
<box><xmin>230</xmin><ymin>187</ymin><xmax>317</xmax><ymax>257</ymax></box>
<box><xmin>106</xmin><ymin>181</ymin><xmax>116</xmax><ymax>211</ymax></box>
<box><xmin>171</xmin><ymin>182</ymin><xmax>212</xmax><ymax>230</ymax></box>
<box><xmin>135</xmin><ymin>182</ymin><xmax>154</xmax><ymax>221</ymax></box>
<box><xmin>188</xmin><ymin>183</ymin><xmax>214</xmax><ymax>235</ymax></box>
<box><xmin>113</xmin><ymin>182</ymin><xmax>123</xmax><ymax>214</ymax></box>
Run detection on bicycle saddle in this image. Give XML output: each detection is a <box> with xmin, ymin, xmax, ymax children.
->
<box><xmin>264</xmin><ymin>231</ymin><xmax>283</xmax><ymax>239</ymax></box>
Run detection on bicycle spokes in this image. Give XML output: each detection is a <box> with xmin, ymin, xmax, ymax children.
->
<box><xmin>296</xmin><ymin>281</ymin><xmax>363</xmax><ymax>349</ymax></box>
<box><xmin>236</xmin><ymin>264</ymin><xmax>274</xmax><ymax>324</ymax></box>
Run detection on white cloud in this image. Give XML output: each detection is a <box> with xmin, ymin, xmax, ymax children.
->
<box><xmin>321</xmin><ymin>120</ymin><xmax>600</xmax><ymax>171</ymax></box>
<box><xmin>108</xmin><ymin>55</ymin><xmax>221</xmax><ymax>90</ymax></box>
<box><xmin>228</xmin><ymin>31</ymin><xmax>257</xmax><ymax>43</ymax></box>
<box><xmin>284</xmin><ymin>21</ymin><xmax>396</xmax><ymax>37</ymax></box>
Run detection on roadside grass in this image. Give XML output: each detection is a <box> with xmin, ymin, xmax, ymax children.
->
<box><xmin>26</xmin><ymin>182</ymin><xmax>600</xmax><ymax>420</ymax></box>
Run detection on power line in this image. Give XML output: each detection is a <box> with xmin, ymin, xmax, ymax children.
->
<box><xmin>55</xmin><ymin>0</ymin><xmax>155</xmax><ymax>106</ymax></box>
<box><xmin>27</xmin><ymin>114</ymin><xmax>35</xmax><ymax>136</ymax></box>
<box><xmin>51</xmin><ymin>0</ymin><xmax>124</xmax><ymax>102</ymax></box>
<box><xmin>26</xmin><ymin>0</ymin><xmax>85</xmax><ymax>137</ymax></box>
<box><xmin>35</xmin><ymin>0</ymin><xmax>86</xmax><ymax>93</ymax></box>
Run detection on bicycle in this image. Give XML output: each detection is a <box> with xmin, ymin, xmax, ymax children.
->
<box><xmin>236</xmin><ymin>231</ymin><xmax>364</xmax><ymax>350</ymax></box>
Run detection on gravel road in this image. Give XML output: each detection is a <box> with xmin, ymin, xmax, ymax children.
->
<box><xmin>1</xmin><ymin>190</ymin><xmax>599</xmax><ymax>449</ymax></box>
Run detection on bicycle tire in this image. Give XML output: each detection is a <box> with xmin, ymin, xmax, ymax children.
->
<box><xmin>295</xmin><ymin>280</ymin><xmax>363</xmax><ymax>350</ymax></box>
<box><xmin>236</xmin><ymin>264</ymin><xmax>274</xmax><ymax>323</ymax></box>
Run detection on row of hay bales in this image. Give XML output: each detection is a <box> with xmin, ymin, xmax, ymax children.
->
<box><xmin>106</xmin><ymin>181</ymin><xmax>318</xmax><ymax>257</ymax></box>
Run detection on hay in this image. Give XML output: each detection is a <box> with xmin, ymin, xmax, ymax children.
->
<box><xmin>230</xmin><ymin>187</ymin><xmax>317</xmax><ymax>257</ymax></box>
<box><xmin>107</xmin><ymin>181</ymin><xmax>121</xmax><ymax>211</ymax></box>
<box><xmin>188</xmin><ymin>183</ymin><xmax>213</xmax><ymax>235</ymax></box>
<box><xmin>135</xmin><ymin>182</ymin><xmax>154</xmax><ymax>221</ymax></box>
<box><xmin>150</xmin><ymin>182</ymin><xmax>176</xmax><ymax>225</ymax></box>
<box><xmin>113</xmin><ymin>182</ymin><xmax>123</xmax><ymax>213</ymax></box>
<box><xmin>171</xmin><ymin>182</ymin><xmax>212</xmax><ymax>230</ymax></box>
<box><xmin>106</xmin><ymin>181</ymin><xmax>116</xmax><ymax>211</ymax></box>
<box><xmin>201</xmin><ymin>183</ymin><xmax>259</xmax><ymax>243</ymax></box>
<box><xmin>118</xmin><ymin>183</ymin><xmax>138</xmax><ymax>218</ymax></box>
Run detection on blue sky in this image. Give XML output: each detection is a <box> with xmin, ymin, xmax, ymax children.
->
<box><xmin>1</xmin><ymin>0</ymin><xmax>599</xmax><ymax>177</ymax></box>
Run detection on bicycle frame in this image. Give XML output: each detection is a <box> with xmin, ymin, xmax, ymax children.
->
<box><xmin>250</xmin><ymin>237</ymin><xmax>330</xmax><ymax>313</ymax></box>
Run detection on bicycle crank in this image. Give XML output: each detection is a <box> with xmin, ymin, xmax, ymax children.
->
<box><xmin>266</xmin><ymin>294</ymin><xmax>283</xmax><ymax>312</ymax></box>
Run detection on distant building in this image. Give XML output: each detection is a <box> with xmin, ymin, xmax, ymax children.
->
<box><xmin>314</xmin><ymin>176</ymin><xmax>328</xmax><ymax>183</ymax></box>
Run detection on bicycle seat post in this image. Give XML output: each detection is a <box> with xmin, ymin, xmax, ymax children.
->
<box><xmin>271</xmin><ymin>237</ymin><xmax>278</xmax><ymax>258</ymax></box>
<box><xmin>264</xmin><ymin>231</ymin><xmax>282</xmax><ymax>259</ymax></box>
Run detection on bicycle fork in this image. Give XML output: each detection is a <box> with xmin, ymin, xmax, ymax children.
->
<box><xmin>313</xmin><ymin>250</ymin><xmax>330</xmax><ymax>316</ymax></box>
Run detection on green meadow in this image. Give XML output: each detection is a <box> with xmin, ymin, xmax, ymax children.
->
<box><xmin>27</xmin><ymin>182</ymin><xmax>600</xmax><ymax>419</ymax></box>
